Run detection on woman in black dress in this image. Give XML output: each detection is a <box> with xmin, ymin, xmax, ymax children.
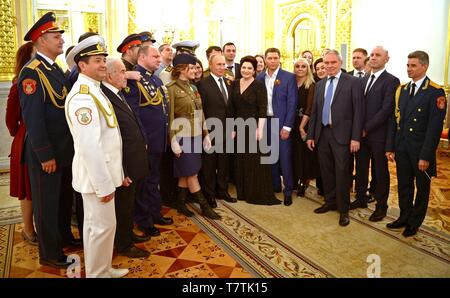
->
<box><xmin>231</xmin><ymin>56</ymin><xmax>281</xmax><ymax>205</ymax></box>
<box><xmin>292</xmin><ymin>58</ymin><xmax>320</xmax><ymax>197</ymax></box>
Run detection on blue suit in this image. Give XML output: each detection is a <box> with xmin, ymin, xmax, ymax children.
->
<box><xmin>257</xmin><ymin>68</ymin><xmax>298</xmax><ymax>196</ymax></box>
<box><xmin>124</xmin><ymin>65</ymin><xmax>169</xmax><ymax>228</ymax></box>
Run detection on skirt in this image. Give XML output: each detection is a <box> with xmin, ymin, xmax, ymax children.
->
<box><xmin>173</xmin><ymin>136</ymin><xmax>202</xmax><ymax>177</ymax></box>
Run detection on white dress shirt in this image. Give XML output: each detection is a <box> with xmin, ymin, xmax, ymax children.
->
<box><xmin>37</xmin><ymin>51</ymin><xmax>55</xmax><ymax>65</ymax></box>
<box><xmin>265</xmin><ymin>66</ymin><xmax>280</xmax><ymax>117</ymax></box>
<box><xmin>410</xmin><ymin>76</ymin><xmax>426</xmax><ymax>96</ymax></box>
<box><xmin>364</xmin><ymin>68</ymin><xmax>385</xmax><ymax>94</ymax></box>
<box><xmin>210</xmin><ymin>72</ymin><xmax>229</xmax><ymax>99</ymax></box>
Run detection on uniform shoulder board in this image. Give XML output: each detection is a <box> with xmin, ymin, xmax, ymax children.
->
<box><xmin>428</xmin><ymin>80</ymin><xmax>442</xmax><ymax>90</ymax></box>
<box><xmin>166</xmin><ymin>81</ymin><xmax>176</xmax><ymax>88</ymax></box>
<box><xmin>80</xmin><ymin>84</ymin><xmax>90</xmax><ymax>94</ymax></box>
<box><xmin>165</xmin><ymin>66</ymin><xmax>173</xmax><ymax>72</ymax></box>
<box><xmin>25</xmin><ymin>59</ymin><xmax>41</xmax><ymax>70</ymax></box>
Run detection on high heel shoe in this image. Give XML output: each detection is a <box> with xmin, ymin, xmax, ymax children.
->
<box><xmin>21</xmin><ymin>230</ymin><xmax>38</xmax><ymax>246</ymax></box>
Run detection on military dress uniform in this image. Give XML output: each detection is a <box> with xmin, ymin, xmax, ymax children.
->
<box><xmin>18</xmin><ymin>12</ymin><xmax>75</xmax><ymax>268</ymax></box>
<box><xmin>65</xmin><ymin>36</ymin><xmax>125</xmax><ymax>277</ymax></box>
<box><xmin>124</xmin><ymin>64</ymin><xmax>169</xmax><ymax>232</ymax></box>
<box><xmin>386</xmin><ymin>77</ymin><xmax>447</xmax><ymax>232</ymax></box>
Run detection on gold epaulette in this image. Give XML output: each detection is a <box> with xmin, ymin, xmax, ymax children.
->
<box><xmin>166</xmin><ymin>81</ymin><xmax>176</xmax><ymax>88</ymax></box>
<box><xmin>428</xmin><ymin>80</ymin><xmax>442</xmax><ymax>90</ymax></box>
<box><xmin>26</xmin><ymin>59</ymin><xmax>41</xmax><ymax>70</ymax></box>
<box><xmin>80</xmin><ymin>85</ymin><xmax>89</xmax><ymax>94</ymax></box>
<box><xmin>165</xmin><ymin>66</ymin><xmax>173</xmax><ymax>72</ymax></box>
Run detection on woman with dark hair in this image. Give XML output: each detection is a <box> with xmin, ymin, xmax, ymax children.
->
<box><xmin>255</xmin><ymin>54</ymin><xmax>266</xmax><ymax>76</ymax></box>
<box><xmin>313</xmin><ymin>58</ymin><xmax>327</xmax><ymax>82</ymax></box>
<box><xmin>231</xmin><ymin>55</ymin><xmax>280</xmax><ymax>205</ymax></box>
<box><xmin>193</xmin><ymin>58</ymin><xmax>204</xmax><ymax>84</ymax></box>
<box><xmin>167</xmin><ymin>54</ymin><xmax>221</xmax><ymax>220</ymax></box>
<box><xmin>5</xmin><ymin>42</ymin><xmax>37</xmax><ymax>245</ymax></box>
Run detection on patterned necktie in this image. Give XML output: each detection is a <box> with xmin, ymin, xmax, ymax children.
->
<box><xmin>322</xmin><ymin>76</ymin><xmax>335</xmax><ymax>126</ymax></box>
<box><xmin>365</xmin><ymin>74</ymin><xmax>376</xmax><ymax>96</ymax></box>
<box><xmin>218</xmin><ymin>78</ymin><xmax>228</xmax><ymax>104</ymax></box>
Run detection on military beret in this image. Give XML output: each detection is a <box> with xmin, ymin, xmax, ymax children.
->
<box><xmin>117</xmin><ymin>34</ymin><xmax>142</xmax><ymax>54</ymax></box>
<box><xmin>139</xmin><ymin>31</ymin><xmax>156</xmax><ymax>43</ymax></box>
<box><xmin>172</xmin><ymin>40</ymin><xmax>200</xmax><ymax>55</ymax></box>
<box><xmin>66</xmin><ymin>35</ymin><xmax>108</xmax><ymax>67</ymax></box>
<box><xmin>24</xmin><ymin>12</ymin><xmax>64</xmax><ymax>42</ymax></box>
<box><xmin>173</xmin><ymin>53</ymin><xmax>197</xmax><ymax>67</ymax></box>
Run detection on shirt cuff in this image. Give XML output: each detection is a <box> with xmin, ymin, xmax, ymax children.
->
<box><xmin>282</xmin><ymin>126</ymin><xmax>292</xmax><ymax>132</ymax></box>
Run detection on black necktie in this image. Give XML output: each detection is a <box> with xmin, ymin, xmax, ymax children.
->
<box><xmin>365</xmin><ymin>74</ymin><xmax>376</xmax><ymax>96</ymax></box>
<box><xmin>410</xmin><ymin>83</ymin><xmax>416</xmax><ymax>98</ymax></box>
<box><xmin>218</xmin><ymin>78</ymin><xmax>228</xmax><ymax>103</ymax></box>
<box><xmin>118</xmin><ymin>91</ymin><xmax>131</xmax><ymax>110</ymax></box>
<box><xmin>227</xmin><ymin>66</ymin><xmax>233</xmax><ymax>71</ymax></box>
<box><xmin>357</xmin><ymin>71</ymin><xmax>363</xmax><ymax>78</ymax></box>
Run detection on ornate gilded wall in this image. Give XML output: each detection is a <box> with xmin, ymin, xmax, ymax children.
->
<box><xmin>0</xmin><ymin>0</ymin><xmax>17</xmax><ymax>81</ymax></box>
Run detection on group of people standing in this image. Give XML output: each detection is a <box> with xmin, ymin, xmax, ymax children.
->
<box><xmin>5</xmin><ymin>11</ymin><xmax>447</xmax><ymax>278</ymax></box>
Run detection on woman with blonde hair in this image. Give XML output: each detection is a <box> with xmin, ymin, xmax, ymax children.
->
<box><xmin>292</xmin><ymin>58</ymin><xmax>320</xmax><ymax>197</ymax></box>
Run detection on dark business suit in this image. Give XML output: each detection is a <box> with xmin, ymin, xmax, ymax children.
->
<box><xmin>18</xmin><ymin>54</ymin><xmax>74</xmax><ymax>262</ymax></box>
<box><xmin>197</xmin><ymin>75</ymin><xmax>233</xmax><ymax>201</ymax></box>
<box><xmin>256</xmin><ymin>69</ymin><xmax>298</xmax><ymax>196</ymax></box>
<box><xmin>308</xmin><ymin>72</ymin><xmax>364</xmax><ymax>212</ymax></box>
<box><xmin>386</xmin><ymin>77</ymin><xmax>446</xmax><ymax>228</ymax></box>
<box><xmin>227</xmin><ymin>63</ymin><xmax>241</xmax><ymax>80</ymax></box>
<box><xmin>355</xmin><ymin>71</ymin><xmax>399</xmax><ymax>210</ymax></box>
<box><xmin>101</xmin><ymin>84</ymin><xmax>149</xmax><ymax>252</ymax></box>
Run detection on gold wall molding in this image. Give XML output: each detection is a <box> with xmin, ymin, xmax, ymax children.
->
<box><xmin>128</xmin><ymin>0</ymin><xmax>136</xmax><ymax>34</ymax></box>
<box><xmin>0</xmin><ymin>0</ymin><xmax>17</xmax><ymax>81</ymax></box>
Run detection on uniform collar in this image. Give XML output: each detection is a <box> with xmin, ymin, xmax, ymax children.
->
<box><xmin>411</xmin><ymin>75</ymin><xmax>426</xmax><ymax>89</ymax></box>
<box><xmin>78</xmin><ymin>73</ymin><xmax>101</xmax><ymax>88</ymax></box>
<box><xmin>37</xmin><ymin>51</ymin><xmax>55</xmax><ymax>65</ymax></box>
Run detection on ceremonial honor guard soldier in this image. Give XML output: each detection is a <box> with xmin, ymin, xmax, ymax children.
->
<box><xmin>65</xmin><ymin>35</ymin><xmax>129</xmax><ymax>278</ymax></box>
<box><xmin>159</xmin><ymin>40</ymin><xmax>200</xmax><ymax>85</ymax></box>
<box><xmin>18</xmin><ymin>12</ymin><xmax>78</xmax><ymax>268</ymax></box>
<box><xmin>124</xmin><ymin>45</ymin><xmax>173</xmax><ymax>238</ymax></box>
<box><xmin>386</xmin><ymin>51</ymin><xmax>447</xmax><ymax>237</ymax></box>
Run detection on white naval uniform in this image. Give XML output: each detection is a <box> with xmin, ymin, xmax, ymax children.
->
<box><xmin>65</xmin><ymin>73</ymin><xmax>124</xmax><ymax>278</ymax></box>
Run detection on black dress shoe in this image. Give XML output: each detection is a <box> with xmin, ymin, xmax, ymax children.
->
<box><xmin>349</xmin><ymin>199</ymin><xmax>368</xmax><ymax>210</ymax></box>
<box><xmin>339</xmin><ymin>213</ymin><xmax>350</xmax><ymax>227</ymax></box>
<box><xmin>402</xmin><ymin>225</ymin><xmax>418</xmax><ymax>238</ymax></box>
<box><xmin>206</xmin><ymin>196</ymin><xmax>218</xmax><ymax>208</ymax></box>
<box><xmin>118</xmin><ymin>246</ymin><xmax>150</xmax><ymax>258</ymax></box>
<box><xmin>219</xmin><ymin>194</ymin><xmax>237</xmax><ymax>203</ymax></box>
<box><xmin>284</xmin><ymin>195</ymin><xmax>293</xmax><ymax>206</ymax></box>
<box><xmin>314</xmin><ymin>204</ymin><xmax>337</xmax><ymax>214</ymax></box>
<box><xmin>369</xmin><ymin>208</ymin><xmax>387</xmax><ymax>222</ymax></box>
<box><xmin>40</xmin><ymin>256</ymin><xmax>73</xmax><ymax>269</ymax></box>
<box><xmin>132</xmin><ymin>232</ymin><xmax>151</xmax><ymax>243</ymax></box>
<box><xmin>386</xmin><ymin>218</ymin><xmax>408</xmax><ymax>229</ymax></box>
<box><xmin>138</xmin><ymin>226</ymin><xmax>161</xmax><ymax>237</ymax></box>
<box><xmin>297</xmin><ymin>184</ymin><xmax>306</xmax><ymax>197</ymax></box>
<box><xmin>155</xmin><ymin>217</ymin><xmax>174</xmax><ymax>226</ymax></box>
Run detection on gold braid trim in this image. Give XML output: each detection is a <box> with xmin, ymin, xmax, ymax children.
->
<box><xmin>137</xmin><ymin>81</ymin><xmax>163</xmax><ymax>107</ymax></box>
<box><xmin>35</xmin><ymin>68</ymin><xmax>67</xmax><ymax>109</ymax></box>
<box><xmin>394</xmin><ymin>85</ymin><xmax>403</xmax><ymax>130</ymax></box>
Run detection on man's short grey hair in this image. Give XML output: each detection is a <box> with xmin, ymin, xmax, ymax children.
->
<box><xmin>105</xmin><ymin>57</ymin><xmax>123</xmax><ymax>74</ymax></box>
<box><xmin>323</xmin><ymin>49</ymin><xmax>343</xmax><ymax>63</ymax></box>
<box><xmin>209</xmin><ymin>53</ymin><xmax>224</xmax><ymax>65</ymax></box>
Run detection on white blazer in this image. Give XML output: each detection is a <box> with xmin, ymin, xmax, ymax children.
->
<box><xmin>65</xmin><ymin>74</ymin><xmax>124</xmax><ymax>197</ymax></box>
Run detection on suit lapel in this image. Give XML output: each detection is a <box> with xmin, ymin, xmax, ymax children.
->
<box><xmin>208</xmin><ymin>75</ymin><xmax>226</xmax><ymax>106</ymax></box>
<box><xmin>366</xmin><ymin>71</ymin><xmax>387</xmax><ymax>96</ymax></box>
<box><xmin>331</xmin><ymin>74</ymin><xmax>346</xmax><ymax>107</ymax></box>
<box><xmin>101</xmin><ymin>85</ymin><xmax>135</xmax><ymax>118</ymax></box>
<box><xmin>36</xmin><ymin>55</ymin><xmax>67</xmax><ymax>85</ymax></box>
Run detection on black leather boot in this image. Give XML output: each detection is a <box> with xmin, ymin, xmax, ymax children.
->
<box><xmin>192</xmin><ymin>191</ymin><xmax>221</xmax><ymax>220</ymax></box>
<box><xmin>175</xmin><ymin>187</ymin><xmax>194</xmax><ymax>217</ymax></box>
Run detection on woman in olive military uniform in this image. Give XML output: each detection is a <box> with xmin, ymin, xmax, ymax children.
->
<box><xmin>166</xmin><ymin>54</ymin><xmax>221</xmax><ymax>220</ymax></box>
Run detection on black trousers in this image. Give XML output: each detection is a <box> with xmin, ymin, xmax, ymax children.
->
<box><xmin>355</xmin><ymin>139</ymin><xmax>390</xmax><ymax>209</ymax></box>
<box><xmin>160</xmin><ymin>150</ymin><xmax>177</xmax><ymax>206</ymax></box>
<box><xmin>114</xmin><ymin>183</ymin><xmax>138</xmax><ymax>252</ymax></box>
<box><xmin>201</xmin><ymin>151</ymin><xmax>230</xmax><ymax>199</ymax></box>
<box><xmin>396</xmin><ymin>149</ymin><xmax>431</xmax><ymax>228</ymax></box>
<box><xmin>317</xmin><ymin>126</ymin><xmax>351</xmax><ymax>213</ymax></box>
<box><xmin>28</xmin><ymin>162</ymin><xmax>73</xmax><ymax>261</ymax></box>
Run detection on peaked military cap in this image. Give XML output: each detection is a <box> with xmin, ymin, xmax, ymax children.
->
<box><xmin>172</xmin><ymin>41</ymin><xmax>200</xmax><ymax>56</ymax></box>
<box><xmin>24</xmin><ymin>12</ymin><xmax>64</xmax><ymax>42</ymax></box>
<box><xmin>173</xmin><ymin>53</ymin><xmax>197</xmax><ymax>67</ymax></box>
<box><xmin>66</xmin><ymin>35</ymin><xmax>108</xmax><ymax>67</ymax></box>
<box><xmin>117</xmin><ymin>34</ymin><xmax>142</xmax><ymax>54</ymax></box>
<box><xmin>139</xmin><ymin>31</ymin><xmax>156</xmax><ymax>43</ymax></box>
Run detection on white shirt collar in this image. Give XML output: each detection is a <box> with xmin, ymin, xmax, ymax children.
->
<box><xmin>78</xmin><ymin>73</ymin><xmax>101</xmax><ymax>88</ymax></box>
<box><xmin>369</xmin><ymin>68</ymin><xmax>385</xmax><ymax>79</ymax></box>
<box><xmin>102</xmin><ymin>82</ymin><xmax>120</xmax><ymax>94</ymax></box>
<box><xmin>266</xmin><ymin>66</ymin><xmax>280</xmax><ymax>79</ymax></box>
<box><xmin>411</xmin><ymin>76</ymin><xmax>426</xmax><ymax>88</ymax></box>
<box><xmin>37</xmin><ymin>51</ymin><xmax>55</xmax><ymax>65</ymax></box>
<box><xmin>210</xmin><ymin>72</ymin><xmax>223</xmax><ymax>82</ymax></box>
<box><xmin>328</xmin><ymin>71</ymin><xmax>342</xmax><ymax>80</ymax></box>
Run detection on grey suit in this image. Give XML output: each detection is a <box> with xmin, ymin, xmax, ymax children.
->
<box><xmin>307</xmin><ymin>72</ymin><xmax>364</xmax><ymax>212</ymax></box>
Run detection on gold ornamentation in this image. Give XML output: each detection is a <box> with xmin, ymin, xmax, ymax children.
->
<box><xmin>0</xmin><ymin>0</ymin><xmax>17</xmax><ymax>81</ymax></box>
<box><xmin>128</xmin><ymin>0</ymin><xmax>137</xmax><ymax>35</ymax></box>
<box><xmin>82</xmin><ymin>12</ymin><xmax>100</xmax><ymax>34</ymax></box>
